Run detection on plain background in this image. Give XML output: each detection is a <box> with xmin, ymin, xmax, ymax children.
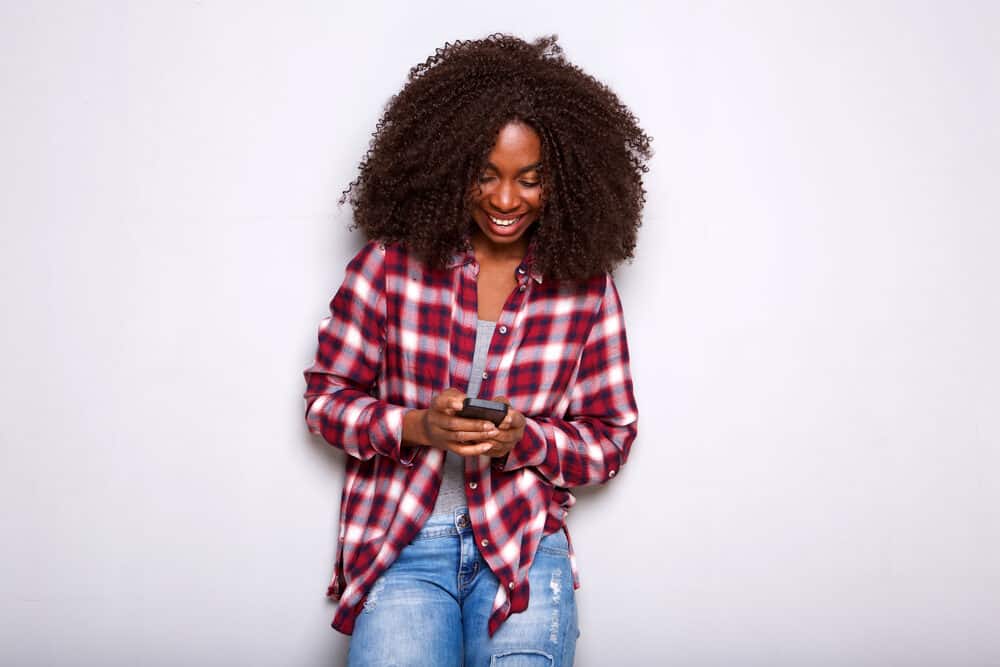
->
<box><xmin>2</xmin><ymin>1</ymin><xmax>998</xmax><ymax>665</ymax></box>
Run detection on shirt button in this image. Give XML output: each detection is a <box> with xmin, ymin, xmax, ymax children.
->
<box><xmin>469</xmin><ymin>482</ymin><xmax>478</xmax><ymax>489</ymax></box>
<box><xmin>482</xmin><ymin>371</ymin><xmax>488</xmax><ymax>379</ymax></box>
<box><xmin>481</xmin><ymin>539</ymin><xmax>489</xmax><ymax>547</ymax></box>
<box><xmin>518</xmin><ymin>284</ymin><xmax>526</xmax><ymax>292</ymax></box>
<box><xmin>517</xmin><ymin>267</ymin><xmax>526</xmax><ymax>275</ymax></box>
<box><xmin>499</xmin><ymin>325</ymin><xmax>508</xmax><ymax>334</ymax></box>
<box><xmin>609</xmin><ymin>469</ymin><xmax>617</xmax><ymax>477</ymax></box>
<box><xmin>508</xmin><ymin>581</ymin><xmax>515</xmax><ymax>589</ymax></box>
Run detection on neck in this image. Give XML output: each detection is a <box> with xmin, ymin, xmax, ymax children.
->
<box><xmin>470</xmin><ymin>228</ymin><xmax>530</xmax><ymax>265</ymax></box>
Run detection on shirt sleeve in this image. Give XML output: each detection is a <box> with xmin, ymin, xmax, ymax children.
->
<box><xmin>502</xmin><ymin>274</ymin><xmax>639</xmax><ymax>487</ymax></box>
<box><xmin>302</xmin><ymin>241</ymin><xmax>418</xmax><ymax>466</ymax></box>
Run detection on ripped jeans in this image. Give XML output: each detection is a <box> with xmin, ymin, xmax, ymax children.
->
<box><xmin>347</xmin><ymin>506</ymin><xmax>579</xmax><ymax>667</ymax></box>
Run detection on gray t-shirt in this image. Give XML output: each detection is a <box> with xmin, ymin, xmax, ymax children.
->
<box><xmin>430</xmin><ymin>319</ymin><xmax>496</xmax><ymax>518</ymax></box>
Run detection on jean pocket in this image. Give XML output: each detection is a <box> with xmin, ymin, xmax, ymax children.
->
<box><xmin>537</xmin><ymin>529</ymin><xmax>569</xmax><ymax>556</ymax></box>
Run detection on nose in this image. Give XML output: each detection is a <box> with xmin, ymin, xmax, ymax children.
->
<box><xmin>489</xmin><ymin>180</ymin><xmax>519</xmax><ymax>213</ymax></box>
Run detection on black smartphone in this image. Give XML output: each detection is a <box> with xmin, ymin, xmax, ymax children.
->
<box><xmin>457</xmin><ymin>397</ymin><xmax>509</xmax><ymax>426</ymax></box>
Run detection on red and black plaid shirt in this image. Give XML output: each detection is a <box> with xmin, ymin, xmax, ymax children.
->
<box><xmin>303</xmin><ymin>239</ymin><xmax>638</xmax><ymax>636</ymax></box>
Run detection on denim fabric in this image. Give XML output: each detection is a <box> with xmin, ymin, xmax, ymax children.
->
<box><xmin>347</xmin><ymin>507</ymin><xmax>579</xmax><ymax>667</ymax></box>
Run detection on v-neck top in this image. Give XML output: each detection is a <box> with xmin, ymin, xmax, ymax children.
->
<box><xmin>430</xmin><ymin>318</ymin><xmax>497</xmax><ymax>518</ymax></box>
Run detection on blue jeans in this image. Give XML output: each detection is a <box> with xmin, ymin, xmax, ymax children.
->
<box><xmin>347</xmin><ymin>507</ymin><xmax>579</xmax><ymax>666</ymax></box>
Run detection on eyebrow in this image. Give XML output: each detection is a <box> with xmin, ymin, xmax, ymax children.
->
<box><xmin>484</xmin><ymin>161</ymin><xmax>543</xmax><ymax>175</ymax></box>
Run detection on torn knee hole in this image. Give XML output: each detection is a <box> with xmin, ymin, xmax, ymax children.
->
<box><xmin>490</xmin><ymin>649</ymin><xmax>554</xmax><ymax>666</ymax></box>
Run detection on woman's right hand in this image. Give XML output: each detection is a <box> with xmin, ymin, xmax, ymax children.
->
<box><xmin>403</xmin><ymin>388</ymin><xmax>499</xmax><ymax>457</ymax></box>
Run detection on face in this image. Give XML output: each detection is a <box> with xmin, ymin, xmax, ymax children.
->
<box><xmin>468</xmin><ymin>121</ymin><xmax>544</xmax><ymax>253</ymax></box>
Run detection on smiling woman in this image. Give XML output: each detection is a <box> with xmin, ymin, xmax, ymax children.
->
<box><xmin>469</xmin><ymin>122</ymin><xmax>543</xmax><ymax>248</ymax></box>
<box><xmin>338</xmin><ymin>33</ymin><xmax>652</xmax><ymax>281</ymax></box>
<box><xmin>468</xmin><ymin>121</ymin><xmax>546</xmax><ymax>321</ymax></box>
<box><xmin>303</xmin><ymin>33</ymin><xmax>652</xmax><ymax>666</ymax></box>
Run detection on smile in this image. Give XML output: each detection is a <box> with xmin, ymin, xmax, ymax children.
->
<box><xmin>489</xmin><ymin>214</ymin><xmax>523</xmax><ymax>227</ymax></box>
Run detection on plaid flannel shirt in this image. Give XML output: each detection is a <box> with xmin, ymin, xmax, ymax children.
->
<box><xmin>303</xmin><ymin>239</ymin><xmax>638</xmax><ymax>636</ymax></box>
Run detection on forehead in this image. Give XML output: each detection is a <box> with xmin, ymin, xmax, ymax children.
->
<box><xmin>486</xmin><ymin>121</ymin><xmax>542</xmax><ymax>168</ymax></box>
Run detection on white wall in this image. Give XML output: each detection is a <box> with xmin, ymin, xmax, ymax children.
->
<box><xmin>2</xmin><ymin>2</ymin><xmax>998</xmax><ymax>665</ymax></box>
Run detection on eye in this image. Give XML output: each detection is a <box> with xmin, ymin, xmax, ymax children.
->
<box><xmin>519</xmin><ymin>181</ymin><xmax>541</xmax><ymax>188</ymax></box>
<box><xmin>477</xmin><ymin>175</ymin><xmax>496</xmax><ymax>184</ymax></box>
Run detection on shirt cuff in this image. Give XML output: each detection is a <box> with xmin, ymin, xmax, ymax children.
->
<box><xmin>499</xmin><ymin>417</ymin><xmax>547</xmax><ymax>471</ymax></box>
<box><xmin>378</xmin><ymin>403</ymin><xmax>419</xmax><ymax>466</ymax></box>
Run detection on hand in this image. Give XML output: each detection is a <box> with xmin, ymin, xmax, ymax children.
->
<box><xmin>404</xmin><ymin>388</ymin><xmax>499</xmax><ymax>457</ymax></box>
<box><xmin>481</xmin><ymin>396</ymin><xmax>526</xmax><ymax>458</ymax></box>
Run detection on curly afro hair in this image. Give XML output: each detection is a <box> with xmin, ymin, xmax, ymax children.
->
<box><xmin>339</xmin><ymin>33</ymin><xmax>653</xmax><ymax>281</ymax></box>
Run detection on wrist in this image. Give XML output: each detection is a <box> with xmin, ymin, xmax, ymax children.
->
<box><xmin>402</xmin><ymin>409</ymin><xmax>430</xmax><ymax>447</ymax></box>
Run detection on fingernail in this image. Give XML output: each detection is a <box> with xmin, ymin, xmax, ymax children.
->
<box><xmin>483</xmin><ymin>422</ymin><xmax>493</xmax><ymax>431</ymax></box>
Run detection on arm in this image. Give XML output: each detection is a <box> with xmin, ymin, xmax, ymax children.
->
<box><xmin>302</xmin><ymin>241</ymin><xmax>418</xmax><ymax>465</ymax></box>
<box><xmin>501</xmin><ymin>275</ymin><xmax>638</xmax><ymax>487</ymax></box>
<box><xmin>303</xmin><ymin>242</ymin><xmax>505</xmax><ymax>464</ymax></box>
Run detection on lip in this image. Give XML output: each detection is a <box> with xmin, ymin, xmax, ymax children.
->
<box><xmin>483</xmin><ymin>212</ymin><xmax>529</xmax><ymax>236</ymax></box>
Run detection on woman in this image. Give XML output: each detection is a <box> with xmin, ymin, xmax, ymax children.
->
<box><xmin>303</xmin><ymin>34</ymin><xmax>651</xmax><ymax>666</ymax></box>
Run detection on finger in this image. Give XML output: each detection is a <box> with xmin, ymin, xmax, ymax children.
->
<box><xmin>499</xmin><ymin>407</ymin><xmax>525</xmax><ymax>430</ymax></box>
<box><xmin>429</xmin><ymin>393</ymin><xmax>450</xmax><ymax>412</ymax></box>
<box><xmin>431</xmin><ymin>389</ymin><xmax>466</xmax><ymax>414</ymax></box>
<box><xmin>492</xmin><ymin>396</ymin><xmax>511</xmax><ymax>406</ymax></box>
<box><xmin>438</xmin><ymin>416</ymin><xmax>499</xmax><ymax>434</ymax></box>
<box><xmin>445</xmin><ymin>429</ymin><xmax>499</xmax><ymax>444</ymax></box>
<box><xmin>440</xmin><ymin>387</ymin><xmax>467</xmax><ymax>411</ymax></box>
<box><xmin>450</xmin><ymin>441</ymin><xmax>495</xmax><ymax>457</ymax></box>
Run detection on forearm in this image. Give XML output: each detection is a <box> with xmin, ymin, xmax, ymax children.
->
<box><xmin>500</xmin><ymin>272</ymin><xmax>638</xmax><ymax>487</ymax></box>
<box><xmin>305</xmin><ymin>386</ymin><xmax>418</xmax><ymax>466</ymax></box>
<box><xmin>402</xmin><ymin>408</ymin><xmax>431</xmax><ymax>447</ymax></box>
<box><xmin>503</xmin><ymin>414</ymin><xmax>636</xmax><ymax>488</ymax></box>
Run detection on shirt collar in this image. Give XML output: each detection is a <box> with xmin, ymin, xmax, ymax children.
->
<box><xmin>447</xmin><ymin>233</ymin><xmax>544</xmax><ymax>284</ymax></box>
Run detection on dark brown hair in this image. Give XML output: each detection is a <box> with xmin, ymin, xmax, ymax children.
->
<box><xmin>340</xmin><ymin>33</ymin><xmax>653</xmax><ymax>281</ymax></box>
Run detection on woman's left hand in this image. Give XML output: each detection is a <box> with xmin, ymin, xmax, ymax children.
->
<box><xmin>483</xmin><ymin>396</ymin><xmax>526</xmax><ymax>458</ymax></box>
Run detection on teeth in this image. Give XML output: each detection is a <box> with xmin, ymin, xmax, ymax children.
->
<box><xmin>489</xmin><ymin>215</ymin><xmax>521</xmax><ymax>227</ymax></box>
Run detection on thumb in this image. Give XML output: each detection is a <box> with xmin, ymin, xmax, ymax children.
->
<box><xmin>434</xmin><ymin>388</ymin><xmax>466</xmax><ymax>413</ymax></box>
